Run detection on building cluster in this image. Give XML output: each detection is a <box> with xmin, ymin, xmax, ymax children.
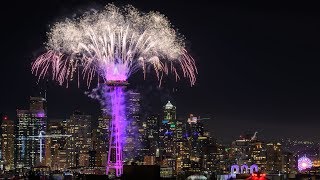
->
<box><xmin>0</xmin><ymin>95</ymin><xmax>319</xmax><ymax>178</ymax></box>
<box><xmin>227</xmin><ymin>135</ymin><xmax>297</xmax><ymax>175</ymax></box>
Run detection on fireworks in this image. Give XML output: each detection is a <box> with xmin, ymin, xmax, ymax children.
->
<box><xmin>32</xmin><ymin>4</ymin><xmax>197</xmax><ymax>87</ymax></box>
<box><xmin>32</xmin><ymin>4</ymin><xmax>197</xmax><ymax>176</ymax></box>
<box><xmin>298</xmin><ymin>156</ymin><xmax>312</xmax><ymax>171</ymax></box>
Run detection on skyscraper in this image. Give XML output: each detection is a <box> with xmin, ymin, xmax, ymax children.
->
<box><xmin>182</xmin><ymin>114</ymin><xmax>211</xmax><ymax>174</ymax></box>
<box><xmin>282</xmin><ymin>151</ymin><xmax>296</xmax><ymax>173</ymax></box>
<box><xmin>124</xmin><ymin>91</ymin><xmax>141</xmax><ymax>163</ymax></box>
<box><xmin>94</xmin><ymin>115</ymin><xmax>110</xmax><ymax>167</ymax></box>
<box><xmin>250</xmin><ymin>140</ymin><xmax>267</xmax><ymax>172</ymax></box>
<box><xmin>160</xmin><ymin>101</ymin><xmax>177</xmax><ymax>154</ymax></box>
<box><xmin>230</xmin><ymin>134</ymin><xmax>254</xmax><ymax>166</ymax></box>
<box><xmin>159</xmin><ymin>101</ymin><xmax>177</xmax><ymax>174</ymax></box>
<box><xmin>66</xmin><ymin>111</ymin><xmax>92</xmax><ymax>167</ymax></box>
<box><xmin>1</xmin><ymin>116</ymin><xmax>14</xmax><ymax>171</ymax></box>
<box><xmin>47</xmin><ymin>119</ymin><xmax>68</xmax><ymax>170</ymax></box>
<box><xmin>146</xmin><ymin>114</ymin><xmax>160</xmax><ymax>157</ymax></box>
<box><xmin>15</xmin><ymin>96</ymin><xmax>47</xmax><ymax>172</ymax></box>
<box><xmin>266</xmin><ymin>142</ymin><xmax>282</xmax><ymax>173</ymax></box>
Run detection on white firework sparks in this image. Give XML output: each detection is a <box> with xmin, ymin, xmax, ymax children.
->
<box><xmin>32</xmin><ymin>4</ymin><xmax>197</xmax><ymax>87</ymax></box>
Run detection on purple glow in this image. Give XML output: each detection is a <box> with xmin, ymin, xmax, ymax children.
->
<box><xmin>31</xmin><ymin>5</ymin><xmax>198</xmax><ymax>178</ymax></box>
<box><xmin>106</xmin><ymin>85</ymin><xmax>126</xmax><ymax>176</ymax></box>
<box><xmin>35</xmin><ymin>112</ymin><xmax>45</xmax><ymax>118</ymax></box>
<box><xmin>104</xmin><ymin>64</ymin><xmax>128</xmax><ymax>81</ymax></box>
<box><xmin>298</xmin><ymin>156</ymin><xmax>312</xmax><ymax>171</ymax></box>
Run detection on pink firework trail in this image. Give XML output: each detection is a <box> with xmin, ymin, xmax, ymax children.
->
<box><xmin>32</xmin><ymin>4</ymin><xmax>197</xmax><ymax>177</ymax></box>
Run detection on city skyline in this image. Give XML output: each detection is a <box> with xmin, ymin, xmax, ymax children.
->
<box><xmin>2</xmin><ymin>95</ymin><xmax>317</xmax><ymax>178</ymax></box>
<box><xmin>2</xmin><ymin>1</ymin><xmax>320</xmax><ymax>143</ymax></box>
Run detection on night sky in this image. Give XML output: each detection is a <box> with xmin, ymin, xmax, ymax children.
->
<box><xmin>1</xmin><ymin>1</ymin><xmax>320</xmax><ymax>142</ymax></box>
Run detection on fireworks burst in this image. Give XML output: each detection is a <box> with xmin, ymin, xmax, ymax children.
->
<box><xmin>298</xmin><ymin>156</ymin><xmax>312</xmax><ymax>171</ymax></box>
<box><xmin>32</xmin><ymin>4</ymin><xmax>197</xmax><ymax>176</ymax></box>
<box><xmin>32</xmin><ymin>4</ymin><xmax>197</xmax><ymax>87</ymax></box>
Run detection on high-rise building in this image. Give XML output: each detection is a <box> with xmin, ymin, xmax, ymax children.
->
<box><xmin>230</xmin><ymin>134</ymin><xmax>255</xmax><ymax>166</ymax></box>
<box><xmin>94</xmin><ymin>115</ymin><xmax>110</xmax><ymax>167</ymax></box>
<box><xmin>185</xmin><ymin>114</ymin><xmax>205</xmax><ymax>160</ymax></box>
<box><xmin>66</xmin><ymin>111</ymin><xmax>92</xmax><ymax>167</ymax></box>
<box><xmin>1</xmin><ymin>116</ymin><xmax>14</xmax><ymax>171</ymax></box>
<box><xmin>137</xmin><ymin>114</ymin><xmax>160</xmax><ymax>167</ymax></box>
<box><xmin>181</xmin><ymin>114</ymin><xmax>214</xmax><ymax>174</ymax></box>
<box><xmin>126</xmin><ymin>91</ymin><xmax>140</xmax><ymax>115</ymax></box>
<box><xmin>135</xmin><ymin>115</ymin><xmax>149</xmax><ymax>163</ymax></box>
<box><xmin>281</xmin><ymin>151</ymin><xmax>295</xmax><ymax>173</ymax></box>
<box><xmin>146</xmin><ymin>114</ymin><xmax>160</xmax><ymax>157</ymax></box>
<box><xmin>47</xmin><ymin>119</ymin><xmax>68</xmax><ymax>170</ymax></box>
<box><xmin>266</xmin><ymin>142</ymin><xmax>282</xmax><ymax>173</ymax></box>
<box><xmin>89</xmin><ymin>150</ymin><xmax>97</xmax><ymax>168</ymax></box>
<box><xmin>15</xmin><ymin>96</ymin><xmax>47</xmax><ymax>172</ymax></box>
<box><xmin>228</xmin><ymin>132</ymin><xmax>268</xmax><ymax>174</ymax></box>
<box><xmin>159</xmin><ymin>101</ymin><xmax>177</xmax><ymax>175</ymax></box>
<box><xmin>250</xmin><ymin>140</ymin><xmax>267</xmax><ymax>172</ymax></box>
<box><xmin>124</xmin><ymin>91</ymin><xmax>142</xmax><ymax>163</ymax></box>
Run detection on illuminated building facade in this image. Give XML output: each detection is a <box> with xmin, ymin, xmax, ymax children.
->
<box><xmin>89</xmin><ymin>150</ymin><xmax>97</xmax><ymax>168</ymax></box>
<box><xmin>250</xmin><ymin>141</ymin><xmax>267</xmax><ymax>172</ymax></box>
<box><xmin>159</xmin><ymin>101</ymin><xmax>177</xmax><ymax>174</ymax></box>
<box><xmin>266</xmin><ymin>142</ymin><xmax>282</xmax><ymax>173</ymax></box>
<box><xmin>15</xmin><ymin>96</ymin><xmax>47</xmax><ymax>172</ymax></box>
<box><xmin>47</xmin><ymin>120</ymin><xmax>68</xmax><ymax>170</ymax></box>
<box><xmin>94</xmin><ymin>116</ymin><xmax>110</xmax><ymax>167</ymax></box>
<box><xmin>180</xmin><ymin>114</ymin><xmax>217</xmax><ymax>174</ymax></box>
<box><xmin>136</xmin><ymin>116</ymin><xmax>149</xmax><ymax>163</ymax></box>
<box><xmin>144</xmin><ymin>156</ymin><xmax>156</xmax><ymax>165</ymax></box>
<box><xmin>231</xmin><ymin>138</ymin><xmax>252</xmax><ymax>166</ymax></box>
<box><xmin>146</xmin><ymin>115</ymin><xmax>160</xmax><ymax>158</ymax></box>
<box><xmin>124</xmin><ymin>91</ymin><xmax>142</xmax><ymax>163</ymax></box>
<box><xmin>228</xmin><ymin>132</ymin><xmax>269</xmax><ymax>174</ymax></box>
<box><xmin>1</xmin><ymin>116</ymin><xmax>14</xmax><ymax>171</ymax></box>
<box><xmin>66</xmin><ymin>111</ymin><xmax>92</xmax><ymax>167</ymax></box>
<box><xmin>282</xmin><ymin>151</ymin><xmax>295</xmax><ymax>173</ymax></box>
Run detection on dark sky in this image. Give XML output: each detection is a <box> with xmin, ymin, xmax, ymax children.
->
<box><xmin>1</xmin><ymin>1</ymin><xmax>320</xmax><ymax>142</ymax></box>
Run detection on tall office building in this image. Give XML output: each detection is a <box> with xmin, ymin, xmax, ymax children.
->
<box><xmin>124</xmin><ymin>91</ymin><xmax>142</xmax><ymax>163</ymax></box>
<box><xmin>266</xmin><ymin>142</ymin><xmax>282</xmax><ymax>173</ymax></box>
<box><xmin>250</xmin><ymin>140</ymin><xmax>267</xmax><ymax>172</ymax></box>
<box><xmin>230</xmin><ymin>134</ymin><xmax>255</xmax><ymax>166</ymax></box>
<box><xmin>1</xmin><ymin>116</ymin><xmax>14</xmax><ymax>171</ymax></box>
<box><xmin>47</xmin><ymin>120</ymin><xmax>68</xmax><ymax>170</ymax></box>
<box><xmin>160</xmin><ymin>101</ymin><xmax>177</xmax><ymax>155</ymax></box>
<box><xmin>146</xmin><ymin>114</ymin><xmax>160</xmax><ymax>157</ymax></box>
<box><xmin>15</xmin><ymin>96</ymin><xmax>47</xmax><ymax>172</ymax></box>
<box><xmin>281</xmin><ymin>151</ymin><xmax>295</xmax><ymax>173</ymax></box>
<box><xmin>89</xmin><ymin>150</ymin><xmax>97</xmax><ymax>168</ymax></box>
<box><xmin>66</xmin><ymin>111</ymin><xmax>92</xmax><ymax>167</ymax></box>
<box><xmin>181</xmin><ymin>114</ymin><xmax>211</xmax><ymax>174</ymax></box>
<box><xmin>229</xmin><ymin>132</ymin><xmax>268</xmax><ymax>173</ymax></box>
<box><xmin>94</xmin><ymin>115</ymin><xmax>110</xmax><ymax>167</ymax></box>
<box><xmin>159</xmin><ymin>101</ymin><xmax>177</xmax><ymax>174</ymax></box>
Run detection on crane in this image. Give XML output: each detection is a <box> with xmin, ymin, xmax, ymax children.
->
<box><xmin>197</xmin><ymin>117</ymin><xmax>210</xmax><ymax>121</ymax></box>
<box><xmin>251</xmin><ymin>131</ymin><xmax>258</xmax><ymax>141</ymax></box>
